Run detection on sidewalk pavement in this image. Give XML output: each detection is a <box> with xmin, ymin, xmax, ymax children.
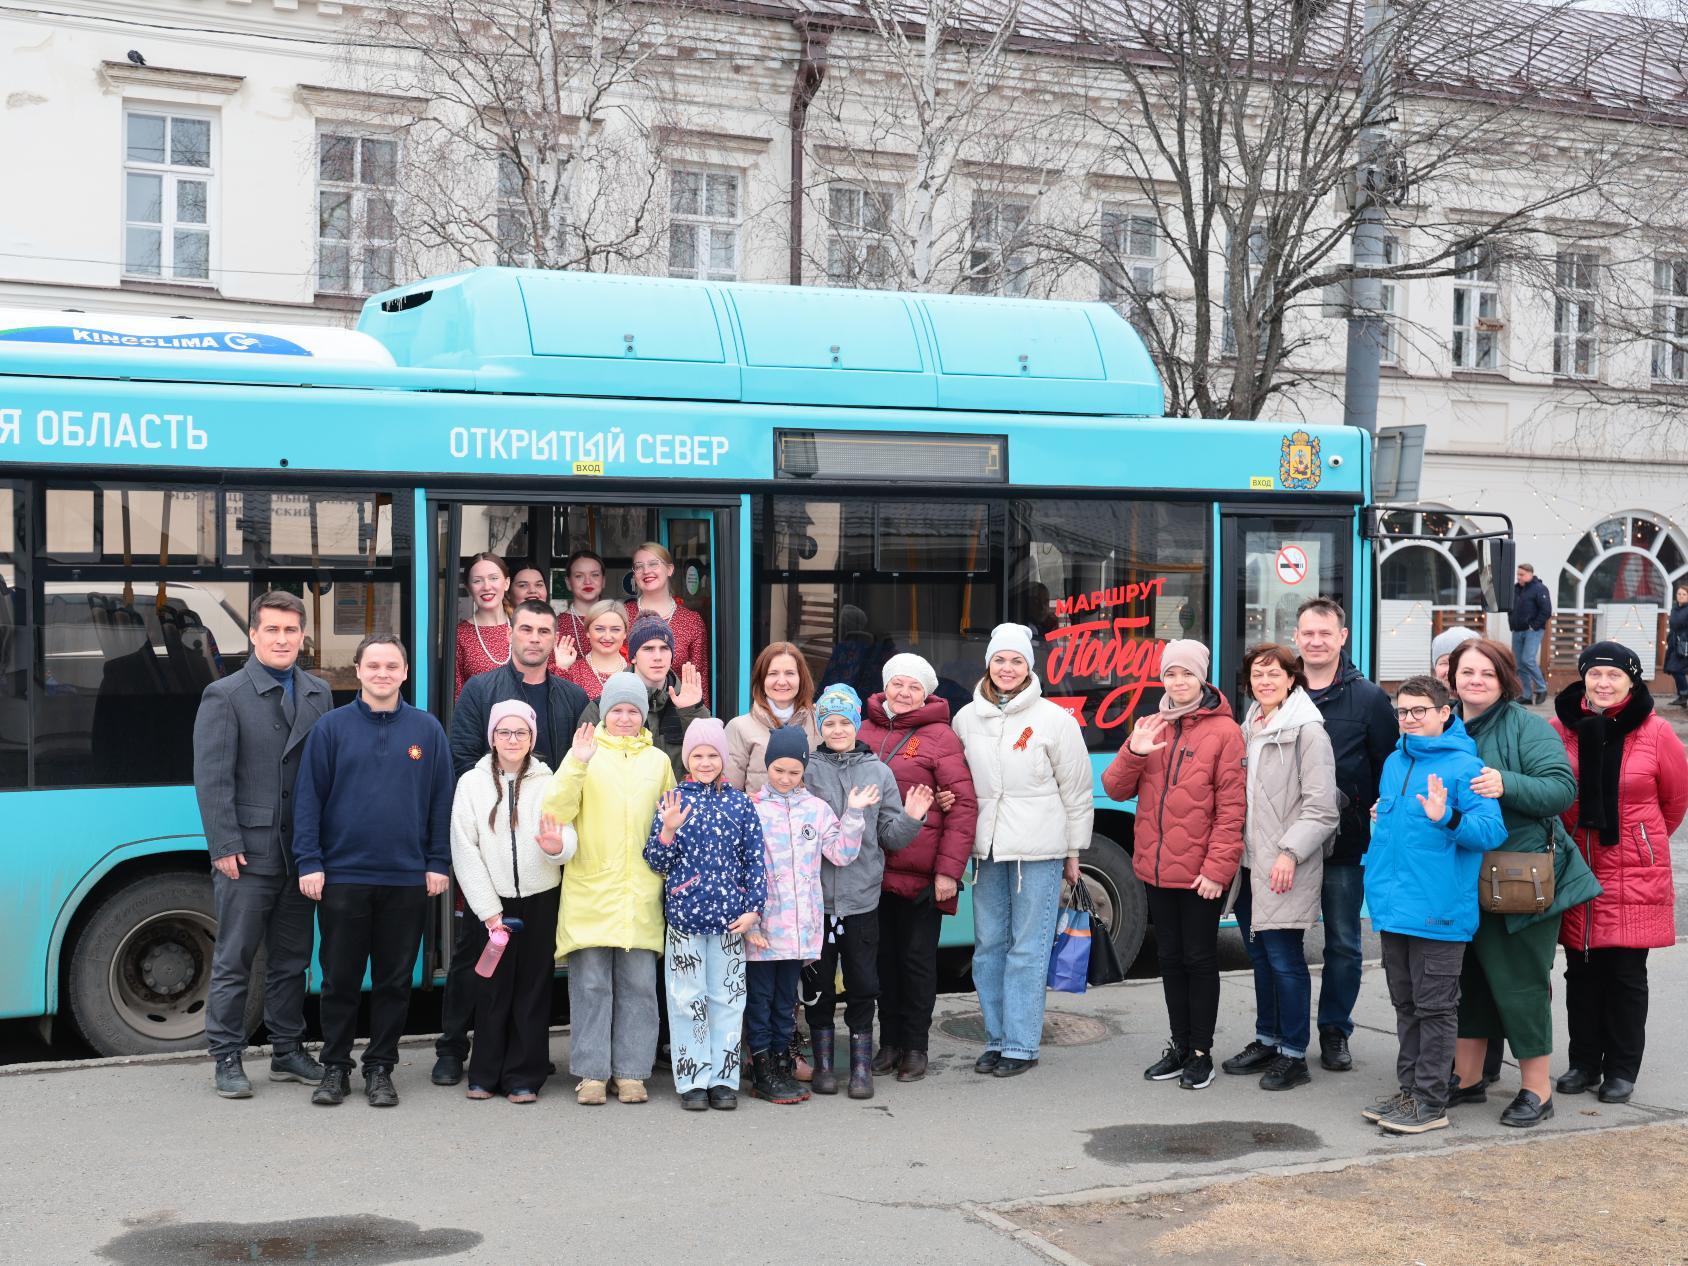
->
<box><xmin>6</xmin><ymin>943</ymin><xmax>1685</xmax><ymax>1265</ymax></box>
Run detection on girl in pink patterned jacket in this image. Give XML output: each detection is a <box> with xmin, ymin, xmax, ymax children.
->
<box><xmin>742</xmin><ymin>725</ymin><xmax>873</xmax><ymax>1103</ymax></box>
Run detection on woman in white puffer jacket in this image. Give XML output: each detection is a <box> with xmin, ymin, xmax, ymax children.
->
<box><xmin>953</xmin><ymin>623</ymin><xmax>1094</xmax><ymax>1079</ymax></box>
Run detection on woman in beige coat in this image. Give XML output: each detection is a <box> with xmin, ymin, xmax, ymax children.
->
<box><xmin>1221</xmin><ymin>644</ymin><xmax>1339</xmax><ymax>1091</ymax></box>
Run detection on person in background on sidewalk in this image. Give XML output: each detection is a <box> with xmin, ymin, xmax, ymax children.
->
<box><xmin>438</xmin><ymin>600</ymin><xmax>588</xmax><ymax>1088</ymax></box>
<box><xmin>1664</xmin><ymin>584</ymin><xmax>1688</xmax><ymax>708</ymax></box>
<box><xmin>1511</xmin><ymin>564</ymin><xmax>1553</xmax><ymax>705</ymax></box>
<box><xmin>294</xmin><ymin>635</ymin><xmax>454</xmax><ymax>1108</ymax></box>
<box><xmin>642</xmin><ymin>719</ymin><xmax>766</xmax><ymax>1112</ymax></box>
<box><xmin>1360</xmin><ymin>675</ymin><xmax>1507</xmax><ymax>1135</ymax></box>
<box><xmin>543</xmin><ymin>675</ymin><xmax>675</xmax><ymax>1107</ymax></box>
<box><xmin>955</xmin><ymin>624</ymin><xmax>1094</xmax><ymax>1080</ymax></box>
<box><xmin>857</xmin><ymin>653</ymin><xmax>979</xmax><ymax>1084</ymax></box>
<box><xmin>448</xmin><ymin>701</ymin><xmax>570</xmax><ymax>1104</ymax></box>
<box><xmin>1220</xmin><ymin>645</ymin><xmax>1339</xmax><ymax>1093</ymax></box>
<box><xmin>193</xmin><ymin>591</ymin><xmax>333</xmax><ymax>1100</ymax></box>
<box><xmin>1550</xmin><ymin>641</ymin><xmax>1688</xmax><ymax>1104</ymax></box>
<box><xmin>1432</xmin><ymin>626</ymin><xmax>1481</xmax><ymax>685</ymax></box>
<box><xmin>802</xmin><ymin>684</ymin><xmax>932</xmax><ymax>1099</ymax></box>
<box><xmin>1104</xmin><ymin>638</ymin><xmax>1244</xmax><ymax>1092</ymax></box>
<box><xmin>1293</xmin><ymin>596</ymin><xmax>1398</xmax><ymax>1075</ymax></box>
<box><xmin>745</xmin><ymin>726</ymin><xmax>871</xmax><ymax>1104</ymax></box>
<box><xmin>1446</xmin><ymin>638</ymin><xmax>1599</xmax><ymax>1128</ymax></box>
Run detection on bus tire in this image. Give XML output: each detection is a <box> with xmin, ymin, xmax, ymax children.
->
<box><xmin>66</xmin><ymin>871</ymin><xmax>254</xmax><ymax>1057</ymax></box>
<box><xmin>1076</xmin><ymin>832</ymin><xmax>1148</xmax><ymax>974</ymax></box>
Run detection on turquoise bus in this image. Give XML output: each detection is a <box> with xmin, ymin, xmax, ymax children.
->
<box><xmin>0</xmin><ymin>267</ymin><xmax>1375</xmax><ymax>1056</ymax></box>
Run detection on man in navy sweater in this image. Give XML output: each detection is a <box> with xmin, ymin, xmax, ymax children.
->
<box><xmin>294</xmin><ymin>634</ymin><xmax>453</xmax><ymax>1108</ymax></box>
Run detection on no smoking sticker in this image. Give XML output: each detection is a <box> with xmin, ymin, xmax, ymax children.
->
<box><xmin>1276</xmin><ymin>545</ymin><xmax>1309</xmax><ymax>585</ymax></box>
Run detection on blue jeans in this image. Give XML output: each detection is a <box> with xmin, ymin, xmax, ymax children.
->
<box><xmin>744</xmin><ymin>959</ymin><xmax>801</xmax><ymax>1054</ymax></box>
<box><xmin>1512</xmin><ymin>628</ymin><xmax>1547</xmax><ymax>697</ymax></box>
<box><xmin>1233</xmin><ymin>872</ymin><xmax>1312</xmax><ymax>1058</ymax></box>
<box><xmin>665</xmin><ymin>930</ymin><xmax>747</xmax><ymax>1093</ymax></box>
<box><xmin>1316</xmin><ymin>862</ymin><xmax>1365</xmax><ymax>1037</ymax></box>
<box><xmin>972</xmin><ymin>856</ymin><xmax>1064</xmax><ymax>1060</ymax></box>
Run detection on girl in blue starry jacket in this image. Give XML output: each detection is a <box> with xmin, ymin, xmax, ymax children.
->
<box><xmin>643</xmin><ymin>718</ymin><xmax>768</xmax><ymax>1110</ymax></box>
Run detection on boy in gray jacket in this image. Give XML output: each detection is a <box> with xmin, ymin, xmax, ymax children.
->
<box><xmin>802</xmin><ymin>683</ymin><xmax>933</xmax><ymax>1099</ymax></box>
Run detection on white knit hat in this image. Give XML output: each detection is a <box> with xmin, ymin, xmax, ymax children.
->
<box><xmin>985</xmin><ymin>622</ymin><xmax>1036</xmax><ymax>668</ymax></box>
<box><xmin>882</xmin><ymin>652</ymin><xmax>938</xmax><ymax>695</ymax></box>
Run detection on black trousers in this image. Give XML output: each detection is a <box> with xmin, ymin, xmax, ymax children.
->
<box><xmin>466</xmin><ymin>887</ymin><xmax>560</xmax><ymax>1094</ymax></box>
<box><xmin>318</xmin><ymin>883</ymin><xmax>428</xmax><ymax>1073</ymax></box>
<box><xmin>435</xmin><ymin>905</ymin><xmax>481</xmax><ymax>1061</ymax></box>
<box><xmin>877</xmin><ymin>892</ymin><xmax>944</xmax><ymax>1052</ymax></box>
<box><xmin>803</xmin><ymin>911</ymin><xmax>880</xmax><ymax>1034</ymax></box>
<box><xmin>1146</xmin><ymin>883</ymin><xmax>1223</xmax><ymax>1052</ymax></box>
<box><xmin>1565</xmin><ymin>947</ymin><xmax>1651</xmax><ymax>1082</ymax></box>
<box><xmin>206</xmin><ymin>869</ymin><xmax>316</xmax><ymax>1059</ymax></box>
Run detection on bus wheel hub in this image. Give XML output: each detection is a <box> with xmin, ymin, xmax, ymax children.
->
<box><xmin>138</xmin><ymin>939</ymin><xmax>194</xmax><ymax>996</ymax></box>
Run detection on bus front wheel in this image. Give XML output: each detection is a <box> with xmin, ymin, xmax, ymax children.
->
<box><xmin>1075</xmin><ymin>832</ymin><xmax>1148</xmax><ymax>974</ymax></box>
<box><xmin>67</xmin><ymin>871</ymin><xmax>257</xmax><ymax>1057</ymax></box>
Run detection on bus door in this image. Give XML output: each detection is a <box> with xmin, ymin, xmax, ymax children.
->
<box><xmin>1218</xmin><ymin>510</ymin><xmax>1355</xmax><ymax>706</ymax></box>
<box><xmin>657</xmin><ymin>507</ymin><xmax>718</xmax><ymax>703</ymax></box>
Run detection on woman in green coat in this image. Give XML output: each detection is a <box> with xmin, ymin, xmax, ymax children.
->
<box><xmin>1446</xmin><ymin>639</ymin><xmax>1599</xmax><ymax>1129</ymax></box>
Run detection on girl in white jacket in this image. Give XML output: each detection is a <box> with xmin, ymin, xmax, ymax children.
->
<box><xmin>449</xmin><ymin>700</ymin><xmax>575</xmax><ymax>1103</ymax></box>
<box><xmin>953</xmin><ymin>623</ymin><xmax>1094</xmax><ymax>1078</ymax></box>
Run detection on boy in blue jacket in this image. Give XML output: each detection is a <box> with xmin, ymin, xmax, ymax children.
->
<box><xmin>1361</xmin><ymin>674</ymin><xmax>1506</xmax><ymax>1135</ymax></box>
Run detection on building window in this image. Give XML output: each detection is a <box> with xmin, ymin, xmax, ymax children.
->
<box><xmin>1221</xmin><ymin>222</ymin><xmax>1268</xmax><ymax>356</ymax></box>
<box><xmin>1371</xmin><ymin>233</ymin><xmax>1402</xmax><ymax>367</ymax></box>
<box><xmin>123</xmin><ymin>111</ymin><xmax>213</xmax><ymax>282</ymax></box>
<box><xmin>1451</xmin><ymin>246</ymin><xmax>1499</xmax><ymax>370</ymax></box>
<box><xmin>317</xmin><ymin>133</ymin><xmax>398</xmax><ymax>295</ymax></box>
<box><xmin>1553</xmin><ymin>251</ymin><xmax>1599</xmax><ymax>379</ymax></box>
<box><xmin>825</xmin><ymin>184</ymin><xmax>896</xmax><ymax>288</ymax></box>
<box><xmin>967</xmin><ymin>197</ymin><xmax>1032</xmax><ymax>296</ymax></box>
<box><xmin>1652</xmin><ymin>258</ymin><xmax>1688</xmax><ymax>383</ymax></box>
<box><xmin>669</xmin><ymin>167</ymin><xmax>739</xmax><ymax>281</ymax></box>
<box><xmin>496</xmin><ymin>153</ymin><xmax>536</xmax><ymax>267</ymax></box>
<box><xmin>1099</xmin><ymin>207</ymin><xmax>1160</xmax><ymax>325</ymax></box>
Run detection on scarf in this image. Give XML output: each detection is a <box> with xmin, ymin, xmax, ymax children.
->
<box><xmin>1159</xmin><ymin>681</ymin><xmax>1214</xmax><ymax>723</ymax></box>
<box><xmin>1553</xmin><ymin>681</ymin><xmax>1653</xmax><ymax>846</ymax></box>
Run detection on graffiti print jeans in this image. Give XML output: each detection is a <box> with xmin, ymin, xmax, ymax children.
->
<box><xmin>664</xmin><ymin>929</ymin><xmax>748</xmax><ymax>1094</ymax></box>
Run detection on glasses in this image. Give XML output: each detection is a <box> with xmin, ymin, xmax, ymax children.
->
<box><xmin>1393</xmin><ymin>705</ymin><xmax>1442</xmax><ymax>721</ymax></box>
<box><xmin>492</xmin><ymin>728</ymin><xmax>531</xmax><ymax>742</ymax></box>
<box><xmin>631</xmin><ymin>562</ymin><xmax>665</xmax><ymax>574</ymax></box>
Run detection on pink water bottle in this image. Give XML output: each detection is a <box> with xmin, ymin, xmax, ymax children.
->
<box><xmin>475</xmin><ymin>926</ymin><xmax>510</xmax><ymax>978</ymax></box>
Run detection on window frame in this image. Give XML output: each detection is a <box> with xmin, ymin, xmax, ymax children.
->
<box><xmin>1099</xmin><ymin>205</ymin><xmax>1162</xmax><ymax>324</ymax></box>
<box><xmin>668</xmin><ymin>164</ymin><xmax>742</xmax><ymax>282</ymax></box>
<box><xmin>122</xmin><ymin>107</ymin><xmax>217</xmax><ymax>284</ymax></box>
<box><xmin>1220</xmin><ymin>221</ymin><xmax>1269</xmax><ymax>358</ymax></box>
<box><xmin>1653</xmin><ymin>257</ymin><xmax>1688</xmax><ymax>385</ymax></box>
<box><xmin>966</xmin><ymin>195</ymin><xmax>1033</xmax><ymax>297</ymax></box>
<box><xmin>824</xmin><ymin>182</ymin><xmax>898</xmax><ymax>289</ymax></box>
<box><xmin>316</xmin><ymin>129</ymin><xmax>401</xmax><ymax>297</ymax></box>
<box><xmin>1552</xmin><ymin>250</ymin><xmax>1600</xmax><ymax>381</ymax></box>
<box><xmin>1451</xmin><ymin>246</ymin><xmax>1500</xmax><ymax>371</ymax></box>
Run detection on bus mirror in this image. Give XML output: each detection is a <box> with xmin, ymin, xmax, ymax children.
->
<box><xmin>1480</xmin><ymin>538</ymin><xmax>1516</xmax><ymax>614</ymax></box>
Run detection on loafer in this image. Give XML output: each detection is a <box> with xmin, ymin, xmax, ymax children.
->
<box><xmin>1499</xmin><ymin>1089</ymin><xmax>1553</xmax><ymax>1128</ymax></box>
<box><xmin>1448</xmin><ymin>1076</ymin><xmax>1488</xmax><ymax>1106</ymax></box>
<box><xmin>363</xmin><ymin>1067</ymin><xmax>399</xmax><ymax>1108</ymax></box>
<box><xmin>1555</xmin><ymin>1066</ymin><xmax>1598</xmax><ymax>1095</ymax></box>
<box><xmin>708</xmin><ymin>1086</ymin><xmax>738</xmax><ymax>1111</ymax></box>
<box><xmin>431</xmin><ymin>1054</ymin><xmax>464</xmax><ymax>1086</ymax></box>
<box><xmin>269</xmin><ymin>1048</ymin><xmax>325</xmax><ymax>1085</ymax></box>
<box><xmin>992</xmin><ymin>1057</ymin><xmax>1038</xmax><ymax>1078</ymax></box>
<box><xmin>896</xmin><ymin>1050</ymin><xmax>928</xmax><ymax>1083</ymax></box>
<box><xmin>973</xmin><ymin>1050</ymin><xmax>1002</xmax><ymax>1075</ymax></box>
<box><xmin>680</xmin><ymin>1088</ymin><xmax>710</xmax><ymax>1111</ymax></box>
<box><xmin>1221</xmin><ymin>1040</ymin><xmax>1277</xmax><ymax>1076</ymax></box>
<box><xmin>311</xmin><ymin>1067</ymin><xmax>351</xmax><ymax>1107</ymax></box>
<box><xmin>213</xmin><ymin>1055</ymin><xmax>253</xmax><ymax>1100</ymax></box>
<box><xmin>1598</xmin><ymin>1077</ymin><xmax>1635</xmax><ymax>1104</ymax></box>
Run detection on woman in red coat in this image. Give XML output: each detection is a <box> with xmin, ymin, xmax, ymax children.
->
<box><xmin>626</xmin><ymin>541</ymin><xmax>709</xmax><ymax>701</ymax></box>
<box><xmin>1550</xmin><ymin>641</ymin><xmax>1688</xmax><ymax>1104</ymax></box>
<box><xmin>857</xmin><ymin>653</ymin><xmax>978</xmax><ymax>1083</ymax></box>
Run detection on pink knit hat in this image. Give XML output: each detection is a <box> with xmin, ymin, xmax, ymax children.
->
<box><xmin>487</xmin><ymin>699</ymin><xmax>538</xmax><ymax>751</ymax></box>
<box><xmin>1159</xmin><ymin>639</ymin><xmax>1211</xmax><ymax>681</ymax></box>
<box><xmin>682</xmin><ymin>717</ymin><xmax>730</xmax><ymax>769</ymax></box>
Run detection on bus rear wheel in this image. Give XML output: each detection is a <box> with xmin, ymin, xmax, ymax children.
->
<box><xmin>1075</xmin><ymin>832</ymin><xmax>1148</xmax><ymax>974</ymax></box>
<box><xmin>67</xmin><ymin>872</ymin><xmax>257</xmax><ymax>1057</ymax></box>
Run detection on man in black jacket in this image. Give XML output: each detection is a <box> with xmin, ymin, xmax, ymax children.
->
<box><xmin>1511</xmin><ymin>564</ymin><xmax>1553</xmax><ymax>705</ymax></box>
<box><xmin>1294</xmin><ymin>597</ymin><xmax>1398</xmax><ymax>1073</ymax></box>
<box><xmin>434</xmin><ymin>599</ymin><xmax>587</xmax><ymax>1086</ymax></box>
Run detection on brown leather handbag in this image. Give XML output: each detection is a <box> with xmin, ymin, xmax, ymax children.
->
<box><xmin>1478</xmin><ymin>828</ymin><xmax>1556</xmax><ymax>915</ymax></box>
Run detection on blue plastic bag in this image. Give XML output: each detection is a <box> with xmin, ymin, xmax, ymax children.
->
<box><xmin>1047</xmin><ymin>902</ymin><xmax>1092</xmax><ymax>994</ymax></box>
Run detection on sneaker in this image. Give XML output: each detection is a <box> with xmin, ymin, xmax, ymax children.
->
<box><xmin>609</xmin><ymin>1077</ymin><xmax>648</xmax><ymax>1104</ymax></box>
<box><xmin>1145</xmin><ymin>1040</ymin><xmax>1190</xmax><ymax>1081</ymax></box>
<box><xmin>680</xmin><ymin>1088</ymin><xmax>710</xmax><ymax>1111</ymax></box>
<box><xmin>311</xmin><ymin>1067</ymin><xmax>351</xmax><ymax>1107</ymax></box>
<box><xmin>1221</xmin><ymin>1040</ymin><xmax>1278</xmax><ymax>1076</ymax></box>
<box><xmin>1378</xmin><ymin>1095</ymin><xmax>1449</xmax><ymax>1134</ymax></box>
<box><xmin>269</xmin><ymin>1048</ymin><xmax>324</xmax><ymax>1085</ymax></box>
<box><xmin>1179</xmin><ymin>1052</ymin><xmax>1215</xmax><ymax>1090</ymax></box>
<box><xmin>363</xmin><ymin>1067</ymin><xmax>398</xmax><ymax>1108</ymax></box>
<box><xmin>1360</xmin><ymin>1089</ymin><xmax>1410</xmax><ymax>1123</ymax></box>
<box><xmin>430</xmin><ymin>1054</ymin><xmax>465</xmax><ymax>1086</ymax></box>
<box><xmin>1259</xmin><ymin>1055</ymin><xmax>1311</xmax><ymax>1092</ymax></box>
<box><xmin>1319</xmin><ymin>1028</ymin><xmax>1353</xmax><ymax>1072</ymax></box>
<box><xmin>213</xmin><ymin>1055</ymin><xmax>253</xmax><ymax>1099</ymax></box>
<box><xmin>576</xmin><ymin>1078</ymin><xmax>608</xmax><ymax>1106</ymax></box>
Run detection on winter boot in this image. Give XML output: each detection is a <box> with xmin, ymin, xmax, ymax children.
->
<box><xmin>810</xmin><ymin>1027</ymin><xmax>839</xmax><ymax>1095</ymax></box>
<box><xmin>751</xmin><ymin>1050</ymin><xmax>803</xmax><ymax>1105</ymax></box>
<box><xmin>774</xmin><ymin>1046</ymin><xmax>810</xmax><ymax>1101</ymax></box>
<box><xmin>847</xmin><ymin>1030</ymin><xmax>875</xmax><ymax>1100</ymax></box>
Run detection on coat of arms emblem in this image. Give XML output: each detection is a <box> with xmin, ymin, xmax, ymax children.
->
<box><xmin>1279</xmin><ymin>430</ymin><xmax>1322</xmax><ymax>489</ymax></box>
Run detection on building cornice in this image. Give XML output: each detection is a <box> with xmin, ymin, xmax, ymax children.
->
<box><xmin>98</xmin><ymin>61</ymin><xmax>244</xmax><ymax>98</ymax></box>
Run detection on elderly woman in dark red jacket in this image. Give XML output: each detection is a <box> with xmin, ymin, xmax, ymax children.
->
<box><xmin>857</xmin><ymin>653</ymin><xmax>978</xmax><ymax>1083</ymax></box>
<box><xmin>1551</xmin><ymin>641</ymin><xmax>1688</xmax><ymax>1104</ymax></box>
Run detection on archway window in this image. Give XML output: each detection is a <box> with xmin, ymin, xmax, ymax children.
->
<box><xmin>1377</xmin><ymin>508</ymin><xmax>1481</xmax><ymax>607</ymax></box>
<box><xmin>1558</xmin><ymin>511</ymin><xmax>1688</xmax><ymax>610</ymax></box>
<box><xmin>1381</xmin><ymin>545</ymin><xmax>1463</xmax><ymax>604</ymax></box>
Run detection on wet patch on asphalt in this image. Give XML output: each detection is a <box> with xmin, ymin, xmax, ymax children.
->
<box><xmin>1084</xmin><ymin>1120</ymin><xmax>1321</xmax><ymax>1165</ymax></box>
<box><xmin>98</xmin><ymin>1215</ymin><xmax>481</xmax><ymax>1263</ymax></box>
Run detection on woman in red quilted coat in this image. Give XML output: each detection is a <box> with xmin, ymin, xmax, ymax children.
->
<box><xmin>1103</xmin><ymin>639</ymin><xmax>1246</xmax><ymax>1092</ymax></box>
<box><xmin>857</xmin><ymin>653</ymin><xmax>979</xmax><ymax>1083</ymax></box>
<box><xmin>1550</xmin><ymin>640</ymin><xmax>1688</xmax><ymax>1104</ymax></box>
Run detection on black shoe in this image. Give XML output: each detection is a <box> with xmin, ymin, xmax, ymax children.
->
<box><xmin>431</xmin><ymin>1054</ymin><xmax>464</xmax><ymax>1086</ymax></box>
<box><xmin>974</xmin><ymin>1050</ymin><xmax>1003</xmax><ymax>1075</ymax></box>
<box><xmin>1145</xmin><ymin>1040</ymin><xmax>1190</xmax><ymax>1081</ymax></box>
<box><xmin>364</xmin><ymin>1067</ymin><xmax>399</xmax><ymax>1108</ymax></box>
<box><xmin>1499</xmin><ymin>1088</ymin><xmax>1553</xmax><ymax>1128</ymax></box>
<box><xmin>896</xmin><ymin>1049</ymin><xmax>928</xmax><ymax>1083</ymax></box>
<box><xmin>269</xmin><ymin>1048</ymin><xmax>324</xmax><ymax>1085</ymax></box>
<box><xmin>1598</xmin><ymin>1077</ymin><xmax>1635</xmax><ymax>1104</ymax></box>
<box><xmin>708</xmin><ymin>1085</ymin><xmax>738</xmax><ymax>1111</ymax></box>
<box><xmin>1448</xmin><ymin>1076</ymin><xmax>1488</xmax><ymax>1106</ymax></box>
<box><xmin>1221</xmin><ymin>1040</ymin><xmax>1278</xmax><ymax>1076</ymax></box>
<box><xmin>774</xmin><ymin>1047</ymin><xmax>810</xmax><ymax>1102</ymax></box>
<box><xmin>680</xmin><ymin>1088</ymin><xmax>710</xmax><ymax>1111</ymax></box>
<box><xmin>1555</xmin><ymin>1066</ymin><xmax>1598</xmax><ymax>1095</ymax></box>
<box><xmin>1318</xmin><ymin>1028</ymin><xmax>1353</xmax><ymax>1072</ymax></box>
<box><xmin>871</xmin><ymin>1044</ymin><xmax>904</xmax><ymax>1077</ymax></box>
<box><xmin>1378</xmin><ymin>1095</ymin><xmax>1450</xmax><ymax>1135</ymax></box>
<box><xmin>1179</xmin><ymin>1052</ymin><xmax>1215</xmax><ymax>1090</ymax></box>
<box><xmin>749</xmin><ymin>1051</ymin><xmax>803</xmax><ymax>1105</ymax></box>
<box><xmin>1259</xmin><ymin>1055</ymin><xmax>1311</xmax><ymax>1092</ymax></box>
<box><xmin>992</xmin><ymin>1057</ymin><xmax>1038</xmax><ymax>1078</ymax></box>
<box><xmin>311</xmin><ymin>1067</ymin><xmax>351</xmax><ymax>1107</ymax></box>
<box><xmin>213</xmin><ymin>1055</ymin><xmax>253</xmax><ymax>1099</ymax></box>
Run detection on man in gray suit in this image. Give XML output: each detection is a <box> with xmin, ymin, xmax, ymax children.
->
<box><xmin>193</xmin><ymin>591</ymin><xmax>333</xmax><ymax>1098</ymax></box>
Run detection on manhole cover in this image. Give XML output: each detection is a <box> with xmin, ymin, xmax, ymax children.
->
<box><xmin>938</xmin><ymin>1009</ymin><xmax>1112</xmax><ymax>1047</ymax></box>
